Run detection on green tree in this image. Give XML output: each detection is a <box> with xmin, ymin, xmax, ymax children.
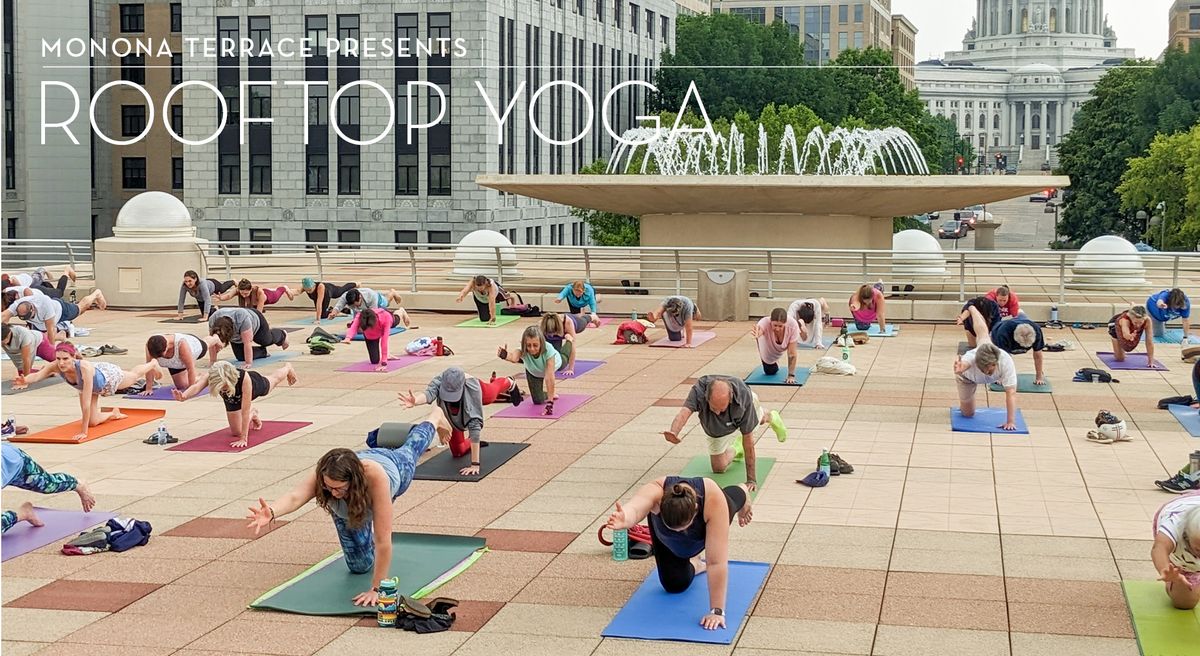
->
<box><xmin>571</xmin><ymin>160</ymin><xmax>640</xmax><ymax>246</ymax></box>
<box><xmin>1117</xmin><ymin>125</ymin><xmax>1200</xmax><ymax>251</ymax></box>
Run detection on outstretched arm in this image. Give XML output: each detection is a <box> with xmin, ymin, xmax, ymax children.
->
<box><xmin>663</xmin><ymin>407</ymin><xmax>693</xmax><ymax>443</ymax></box>
<box><xmin>246</xmin><ymin>469</ymin><xmax>318</xmax><ymax>533</ymax></box>
<box><xmin>606</xmin><ymin>480</ymin><xmax>663</xmax><ymax>530</ymax></box>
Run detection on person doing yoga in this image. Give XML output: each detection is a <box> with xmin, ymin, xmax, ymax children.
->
<box><xmin>1147</xmin><ymin>288</ymin><xmax>1192</xmax><ymax>340</ymax></box>
<box><xmin>848</xmin><ymin>283</ymin><xmax>886</xmax><ymax>333</ymax></box>
<box><xmin>328</xmin><ymin>287</ymin><xmax>409</xmax><ymax>325</ymax></box>
<box><xmin>214</xmin><ymin>278</ymin><xmax>295</xmax><ymax>313</ymax></box>
<box><xmin>957</xmin><ymin>296</ymin><xmax>1003</xmax><ymax>349</ymax></box>
<box><xmin>645</xmin><ymin>295</ymin><xmax>701</xmax><ymax>347</ymax></box>
<box><xmin>497</xmin><ymin>325</ymin><xmax>568</xmax><ymax>414</ymax></box>
<box><xmin>245</xmin><ymin>406</ymin><xmax>448</xmax><ymax>606</ymax></box>
<box><xmin>1150</xmin><ymin>495</ymin><xmax>1200</xmax><ymax>610</ymax></box>
<box><xmin>2</xmin><ymin>323</ymin><xmax>53</xmax><ymax>380</ymax></box>
<box><xmin>750</xmin><ymin>308</ymin><xmax>800</xmax><ymax>383</ymax></box>
<box><xmin>554</xmin><ymin>280</ymin><xmax>599</xmax><ymax>322</ymax></box>
<box><xmin>298</xmin><ymin>278</ymin><xmax>359</xmax><ymax>324</ymax></box>
<box><xmin>177</xmin><ymin>270</ymin><xmax>234</xmax><ymax>320</ymax></box>
<box><xmin>956</xmin><ymin>305</ymin><xmax>1019</xmax><ymax>431</ymax></box>
<box><xmin>539</xmin><ymin>312</ymin><xmax>595</xmax><ymax>375</ymax></box>
<box><xmin>174</xmin><ymin>360</ymin><xmax>297</xmax><ymax>448</ymax></box>
<box><xmin>1108</xmin><ymin>305</ymin><xmax>1157</xmax><ymax>366</ymax></box>
<box><xmin>15</xmin><ymin>343</ymin><xmax>157</xmax><ymax>441</ymax></box>
<box><xmin>606</xmin><ymin>476</ymin><xmax>753</xmax><ymax>630</ymax></box>
<box><xmin>208</xmin><ymin>307</ymin><xmax>289</xmax><ymax>368</ymax></box>
<box><xmin>2</xmin><ymin>290</ymin><xmax>107</xmax><ymax>346</ymax></box>
<box><xmin>143</xmin><ymin>333</ymin><xmax>221</xmax><ymax>392</ymax></box>
<box><xmin>788</xmin><ymin>298</ymin><xmax>830</xmax><ymax>348</ymax></box>
<box><xmin>397</xmin><ymin>367</ymin><xmax>521</xmax><ymax>477</ymax></box>
<box><xmin>2</xmin><ymin>442</ymin><xmax>95</xmax><ymax>534</ymax></box>
<box><xmin>986</xmin><ymin>285</ymin><xmax>1023</xmax><ymax>319</ymax></box>
<box><xmin>342</xmin><ymin>307</ymin><xmax>403</xmax><ymax>371</ymax></box>
<box><xmin>2</xmin><ymin>266</ymin><xmax>76</xmax><ymax>299</ymax></box>
<box><xmin>989</xmin><ymin>316</ymin><xmax>1047</xmax><ymax>385</ymax></box>
<box><xmin>665</xmin><ymin>376</ymin><xmax>787</xmax><ymax>490</ymax></box>
<box><xmin>456</xmin><ymin>275</ymin><xmax>516</xmax><ymax>324</ymax></box>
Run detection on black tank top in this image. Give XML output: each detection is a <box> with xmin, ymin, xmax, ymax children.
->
<box><xmin>649</xmin><ymin>476</ymin><xmax>707</xmax><ymax>558</ymax></box>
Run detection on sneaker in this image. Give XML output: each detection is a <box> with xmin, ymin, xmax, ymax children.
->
<box><xmin>767</xmin><ymin>410</ymin><xmax>788</xmax><ymax>443</ymax></box>
<box><xmin>0</xmin><ymin>420</ymin><xmax>13</xmax><ymax>437</ymax></box>
<box><xmin>508</xmin><ymin>382</ymin><xmax>524</xmax><ymax>407</ymax></box>
<box><xmin>100</xmin><ymin>344</ymin><xmax>128</xmax><ymax>355</ymax></box>
<box><xmin>830</xmin><ymin>453</ymin><xmax>854</xmax><ymax>474</ymax></box>
<box><xmin>732</xmin><ymin>437</ymin><xmax>745</xmax><ymax>462</ymax></box>
<box><xmin>1155</xmin><ymin>473</ymin><xmax>1200</xmax><ymax>494</ymax></box>
<box><xmin>1086</xmin><ymin>430</ymin><xmax>1114</xmax><ymax>444</ymax></box>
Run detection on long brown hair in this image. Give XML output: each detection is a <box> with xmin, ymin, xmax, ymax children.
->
<box><xmin>660</xmin><ymin>481</ymin><xmax>700</xmax><ymax>530</ymax></box>
<box><xmin>210</xmin><ymin>316</ymin><xmax>235</xmax><ymax>345</ymax></box>
<box><xmin>540</xmin><ymin>312</ymin><xmax>564</xmax><ymax>336</ymax></box>
<box><xmin>315</xmin><ymin>448</ymin><xmax>371</xmax><ymax>528</ymax></box>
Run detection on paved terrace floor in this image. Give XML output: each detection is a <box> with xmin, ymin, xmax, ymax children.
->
<box><xmin>2</xmin><ymin>308</ymin><xmax>1196</xmax><ymax>656</ymax></box>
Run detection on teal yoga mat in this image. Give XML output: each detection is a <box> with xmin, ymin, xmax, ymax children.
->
<box><xmin>1123</xmin><ymin>580</ymin><xmax>1200</xmax><ymax>656</ymax></box>
<box><xmin>345</xmin><ymin>325</ymin><xmax>405</xmax><ymax>341</ymax></box>
<box><xmin>456</xmin><ymin>315</ymin><xmax>521</xmax><ymax>328</ymax></box>
<box><xmin>744</xmin><ymin>366</ymin><xmax>810</xmax><ymax>386</ymax></box>
<box><xmin>226</xmin><ymin>351</ymin><xmax>297</xmax><ymax>368</ymax></box>
<box><xmin>988</xmin><ymin>374</ymin><xmax>1052</xmax><ymax>393</ymax></box>
<box><xmin>250</xmin><ymin>532</ymin><xmax>487</xmax><ymax>615</ymax></box>
<box><xmin>680</xmin><ymin>454</ymin><xmax>775</xmax><ymax>498</ymax></box>
<box><xmin>848</xmin><ymin>323</ymin><xmax>897</xmax><ymax>337</ymax></box>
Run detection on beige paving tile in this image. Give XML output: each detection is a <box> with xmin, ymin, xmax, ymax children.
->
<box><xmin>480</xmin><ymin>603</ymin><xmax>615</xmax><ymax>637</ymax></box>
<box><xmin>453</xmin><ymin>632</ymin><xmax>601</xmax><ymax>656</ymax></box>
<box><xmin>58</xmin><ymin>612</ymin><xmax>229</xmax><ymax>649</ymax></box>
<box><xmin>0</xmin><ymin>608</ymin><xmax>108</xmax><ymax>643</ymax></box>
<box><xmin>1008</xmin><ymin>633</ymin><xmax>1140</xmax><ymax>656</ymax></box>
<box><xmin>736</xmin><ymin>617</ymin><xmax>875</xmax><ymax>653</ymax></box>
<box><xmin>313</xmin><ymin>627</ymin><xmax>469</xmax><ymax>656</ymax></box>
<box><xmin>185</xmin><ymin>615</ymin><xmax>351</xmax><ymax>655</ymax></box>
<box><xmin>872</xmin><ymin>625</ymin><xmax>1010</xmax><ymax>656</ymax></box>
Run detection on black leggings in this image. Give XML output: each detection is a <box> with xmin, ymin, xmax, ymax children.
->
<box><xmin>649</xmin><ymin>485</ymin><xmax>748</xmax><ymax>594</ymax></box>
<box><xmin>473</xmin><ymin>293</ymin><xmax>505</xmax><ymax>322</ymax></box>
<box><xmin>761</xmin><ymin>361</ymin><xmax>779</xmax><ymax>375</ymax></box>
<box><xmin>232</xmin><ymin>309</ymin><xmax>286</xmax><ymax>360</ymax></box>
<box><xmin>366</xmin><ymin>338</ymin><xmax>382</xmax><ymax>364</ymax></box>
<box><xmin>315</xmin><ymin>282</ymin><xmax>357</xmax><ymax>316</ymax></box>
<box><xmin>33</xmin><ymin>276</ymin><xmax>70</xmax><ymax>299</ymax></box>
<box><xmin>199</xmin><ymin>279</ymin><xmax>235</xmax><ymax>317</ymax></box>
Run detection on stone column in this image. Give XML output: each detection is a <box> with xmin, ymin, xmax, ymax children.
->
<box><xmin>1010</xmin><ymin>101</ymin><xmax>1018</xmax><ymax>148</ymax></box>
<box><xmin>1040</xmin><ymin>101</ymin><xmax>1049</xmax><ymax>151</ymax></box>
<box><xmin>1056</xmin><ymin>100</ymin><xmax>1065</xmax><ymax>143</ymax></box>
<box><xmin>1023</xmin><ymin>101</ymin><xmax>1031</xmax><ymax>150</ymax></box>
<box><xmin>1059</xmin><ymin>0</ymin><xmax>1066</xmax><ymax>32</ymax></box>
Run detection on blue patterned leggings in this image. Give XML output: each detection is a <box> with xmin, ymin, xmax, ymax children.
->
<box><xmin>2</xmin><ymin>448</ymin><xmax>79</xmax><ymax>533</ymax></box>
<box><xmin>333</xmin><ymin>421</ymin><xmax>436</xmax><ymax>573</ymax></box>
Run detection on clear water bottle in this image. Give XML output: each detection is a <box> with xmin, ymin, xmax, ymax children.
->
<box><xmin>819</xmin><ymin>449</ymin><xmax>831</xmax><ymax>475</ymax></box>
<box><xmin>840</xmin><ymin>326</ymin><xmax>850</xmax><ymax>361</ymax></box>
<box><xmin>154</xmin><ymin>420</ymin><xmax>168</xmax><ymax>445</ymax></box>
<box><xmin>1051</xmin><ymin>305</ymin><xmax>1059</xmax><ymax>322</ymax></box>
<box><xmin>376</xmin><ymin>577</ymin><xmax>398</xmax><ymax>627</ymax></box>
<box><xmin>611</xmin><ymin>528</ymin><xmax>629</xmax><ymax>562</ymax></box>
<box><xmin>1189</xmin><ymin>450</ymin><xmax>1200</xmax><ymax>479</ymax></box>
<box><xmin>631</xmin><ymin>310</ymin><xmax>638</xmax><ymax>321</ymax></box>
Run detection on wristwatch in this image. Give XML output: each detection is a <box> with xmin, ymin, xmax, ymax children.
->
<box><xmin>709</xmin><ymin>607</ymin><xmax>724</xmax><ymax>616</ymax></box>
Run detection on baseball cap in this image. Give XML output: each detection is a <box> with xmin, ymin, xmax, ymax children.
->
<box><xmin>438</xmin><ymin>367</ymin><xmax>466</xmax><ymax>403</ymax></box>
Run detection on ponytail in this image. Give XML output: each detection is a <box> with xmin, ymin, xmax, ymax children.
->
<box><xmin>659</xmin><ymin>481</ymin><xmax>700</xmax><ymax>530</ymax></box>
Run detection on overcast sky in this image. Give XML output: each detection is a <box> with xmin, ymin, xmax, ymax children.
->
<box><xmin>892</xmin><ymin>0</ymin><xmax>1175</xmax><ymax>62</ymax></box>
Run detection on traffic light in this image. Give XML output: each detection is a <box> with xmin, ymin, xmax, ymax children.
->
<box><xmin>957</xmin><ymin>156</ymin><xmax>964</xmax><ymax>169</ymax></box>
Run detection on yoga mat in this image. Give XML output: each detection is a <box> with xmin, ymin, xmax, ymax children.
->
<box><xmin>602</xmin><ymin>560</ymin><xmax>770</xmax><ymax>644</ymax></box>
<box><xmin>9</xmin><ymin>407</ymin><xmax>166</xmax><ymax>444</ymax></box>
<box><xmin>346</xmin><ymin>325</ymin><xmax>406</xmax><ymax>341</ymax></box>
<box><xmin>848</xmin><ymin>323</ymin><xmax>898</xmax><ymax>337</ymax></box>
<box><xmin>1166</xmin><ymin>404</ymin><xmax>1200</xmax><ymax>438</ymax></box>
<box><xmin>286</xmin><ymin>317</ymin><xmax>346</xmax><ymax>327</ymax></box>
<box><xmin>988</xmin><ymin>374</ymin><xmax>1052</xmax><ymax>393</ymax></box>
<box><xmin>517</xmin><ymin>359</ymin><xmax>605</xmax><ymax>379</ymax></box>
<box><xmin>414</xmin><ymin>442</ymin><xmax>530</xmax><ymax>481</ymax></box>
<box><xmin>798</xmin><ymin>339</ymin><xmax>834</xmax><ymax>350</ymax></box>
<box><xmin>123</xmin><ymin>385</ymin><xmax>208</xmax><ymax>400</ymax></box>
<box><xmin>680</xmin><ymin>454</ymin><xmax>776</xmax><ymax>497</ymax></box>
<box><xmin>336</xmin><ymin>356</ymin><xmax>427</xmax><ymax>373</ymax></box>
<box><xmin>456</xmin><ymin>315</ymin><xmax>521</xmax><ymax>328</ymax></box>
<box><xmin>0</xmin><ymin>508</ymin><xmax>118</xmax><ymax>562</ymax></box>
<box><xmin>226</xmin><ymin>351</ymin><xmax>298</xmax><ymax>368</ymax></box>
<box><xmin>1123</xmin><ymin>580</ymin><xmax>1200</xmax><ymax>656</ymax></box>
<box><xmin>949</xmin><ymin>407</ymin><xmax>1029</xmax><ymax>434</ymax></box>
<box><xmin>744</xmin><ymin>366</ymin><xmax>811</xmax><ymax>386</ymax></box>
<box><xmin>2</xmin><ymin>376</ymin><xmax>60</xmax><ymax>395</ymax></box>
<box><xmin>492</xmin><ymin>393</ymin><xmax>592</xmax><ymax>419</ymax></box>
<box><xmin>649</xmin><ymin>331</ymin><xmax>718</xmax><ymax>348</ymax></box>
<box><xmin>167</xmin><ymin>420</ymin><xmax>311</xmax><ymax>452</ymax></box>
<box><xmin>250</xmin><ymin>532</ymin><xmax>487</xmax><ymax>615</ymax></box>
<box><xmin>158</xmin><ymin>317</ymin><xmax>203</xmax><ymax>324</ymax></box>
<box><xmin>1154</xmin><ymin>329</ymin><xmax>1185</xmax><ymax>345</ymax></box>
<box><xmin>1097</xmin><ymin>352</ymin><xmax>1168</xmax><ymax>371</ymax></box>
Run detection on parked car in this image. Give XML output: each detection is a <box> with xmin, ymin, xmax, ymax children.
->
<box><xmin>1029</xmin><ymin>190</ymin><xmax>1052</xmax><ymax>202</ymax></box>
<box><xmin>1005</xmin><ymin>166</ymin><xmax>1018</xmax><ymax>175</ymax></box>
<box><xmin>1040</xmin><ymin>162</ymin><xmax>1052</xmax><ymax>171</ymax></box>
<box><xmin>938</xmin><ymin>220</ymin><xmax>969</xmax><ymax>239</ymax></box>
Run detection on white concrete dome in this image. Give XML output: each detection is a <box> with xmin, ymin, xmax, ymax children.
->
<box><xmin>1067</xmin><ymin>235</ymin><xmax>1148</xmax><ymax>289</ymax></box>
<box><xmin>1012</xmin><ymin>63</ymin><xmax>1063</xmax><ymax>84</ymax></box>
<box><xmin>891</xmin><ymin>229</ymin><xmax>947</xmax><ymax>276</ymax></box>
<box><xmin>115</xmin><ymin>191</ymin><xmax>192</xmax><ymax>229</ymax></box>
<box><xmin>452</xmin><ymin>230</ymin><xmax>521</xmax><ymax>277</ymax></box>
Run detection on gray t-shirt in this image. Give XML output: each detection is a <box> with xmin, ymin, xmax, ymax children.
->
<box><xmin>208</xmin><ymin>308</ymin><xmax>260</xmax><ymax>343</ymax></box>
<box><xmin>684</xmin><ymin>375</ymin><xmax>759</xmax><ymax>438</ymax></box>
<box><xmin>17</xmin><ymin>295</ymin><xmax>62</xmax><ymax>331</ymax></box>
<box><xmin>3</xmin><ymin>324</ymin><xmax>41</xmax><ymax>359</ymax></box>
<box><xmin>424</xmin><ymin>374</ymin><xmax>485</xmax><ymax>443</ymax></box>
<box><xmin>662</xmin><ymin>296</ymin><xmax>696</xmax><ymax>332</ymax></box>
<box><xmin>332</xmin><ymin>288</ymin><xmax>381</xmax><ymax>315</ymax></box>
<box><xmin>178</xmin><ymin>278</ymin><xmax>217</xmax><ymax>314</ymax></box>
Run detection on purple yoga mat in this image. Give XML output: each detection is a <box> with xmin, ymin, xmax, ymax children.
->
<box><xmin>336</xmin><ymin>356</ymin><xmax>428</xmax><ymax>373</ymax></box>
<box><xmin>1</xmin><ymin>507</ymin><xmax>118</xmax><ymax>562</ymax></box>
<box><xmin>492</xmin><ymin>393</ymin><xmax>592</xmax><ymax>419</ymax></box>
<box><xmin>517</xmin><ymin>359</ymin><xmax>605</xmax><ymax>379</ymax></box>
<box><xmin>167</xmin><ymin>420</ymin><xmax>311</xmax><ymax>452</ymax></box>
<box><xmin>649</xmin><ymin>331</ymin><xmax>717</xmax><ymax>348</ymax></box>
<box><xmin>123</xmin><ymin>386</ymin><xmax>208</xmax><ymax>400</ymax></box>
<box><xmin>1096</xmin><ymin>352</ymin><xmax>1168</xmax><ymax>371</ymax></box>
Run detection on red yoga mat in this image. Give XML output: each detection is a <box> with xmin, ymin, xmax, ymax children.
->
<box><xmin>167</xmin><ymin>420</ymin><xmax>312</xmax><ymax>452</ymax></box>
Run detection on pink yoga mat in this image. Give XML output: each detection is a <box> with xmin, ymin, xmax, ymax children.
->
<box><xmin>492</xmin><ymin>393</ymin><xmax>592</xmax><ymax>419</ymax></box>
<box><xmin>167</xmin><ymin>420</ymin><xmax>311</xmax><ymax>452</ymax></box>
<box><xmin>1</xmin><ymin>508</ymin><xmax>118</xmax><ymax>562</ymax></box>
<box><xmin>1096</xmin><ymin>352</ymin><xmax>1168</xmax><ymax>371</ymax></box>
<box><xmin>337</xmin><ymin>356</ymin><xmax>428</xmax><ymax>373</ymax></box>
<box><xmin>517</xmin><ymin>360</ymin><xmax>605</xmax><ymax>379</ymax></box>
<box><xmin>649</xmin><ymin>331</ymin><xmax>717</xmax><ymax>348</ymax></box>
<box><xmin>124</xmin><ymin>386</ymin><xmax>208</xmax><ymax>400</ymax></box>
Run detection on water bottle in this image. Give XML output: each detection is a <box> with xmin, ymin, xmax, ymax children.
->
<box><xmin>434</xmin><ymin>336</ymin><xmax>444</xmax><ymax>357</ymax></box>
<box><xmin>1189</xmin><ymin>450</ymin><xmax>1200</xmax><ymax>480</ymax></box>
<box><xmin>840</xmin><ymin>326</ymin><xmax>850</xmax><ymax>361</ymax></box>
<box><xmin>376</xmin><ymin>577</ymin><xmax>398</xmax><ymax>627</ymax></box>
<box><xmin>819</xmin><ymin>449</ymin><xmax>831</xmax><ymax>475</ymax></box>
<box><xmin>1051</xmin><ymin>305</ymin><xmax>1059</xmax><ymax>322</ymax></box>
<box><xmin>631</xmin><ymin>310</ymin><xmax>638</xmax><ymax>321</ymax></box>
<box><xmin>154</xmin><ymin>420</ymin><xmax>168</xmax><ymax>445</ymax></box>
<box><xmin>611</xmin><ymin>528</ymin><xmax>629</xmax><ymax>562</ymax></box>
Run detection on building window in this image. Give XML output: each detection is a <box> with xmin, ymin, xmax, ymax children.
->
<box><xmin>249</xmin><ymin>87</ymin><xmax>271</xmax><ymax>118</ymax></box>
<box><xmin>6</xmin><ymin>217</ymin><xmax>16</xmax><ymax>239</ymax></box>
<box><xmin>838</xmin><ymin>4</ymin><xmax>848</xmax><ymax>22</ymax></box>
<box><xmin>119</xmin><ymin>4</ymin><xmax>144</xmax><ymax>32</ymax></box>
<box><xmin>250</xmin><ymin>154</ymin><xmax>271</xmax><ymax>194</ymax></box>
<box><xmin>338</xmin><ymin>153</ymin><xmax>360</xmax><ymax>195</ymax></box>
<box><xmin>120</xmin><ymin>105</ymin><xmax>146</xmax><ymax>137</ymax></box>
<box><xmin>647</xmin><ymin>9</ymin><xmax>655</xmax><ymax>40</ymax></box>
<box><xmin>170</xmin><ymin>2</ymin><xmax>182</xmax><ymax>32</ymax></box>
<box><xmin>429</xmin><ymin>154</ymin><xmax>450</xmax><ymax>196</ymax></box>
<box><xmin>597</xmin><ymin>0</ymin><xmax>605</xmax><ymax>22</ymax></box>
<box><xmin>854</xmin><ymin>31</ymin><xmax>863</xmax><ymax>49</ymax></box>
<box><xmin>306</xmin><ymin>154</ymin><xmax>328</xmax><ymax>194</ymax></box>
<box><xmin>249</xmin><ymin>228</ymin><xmax>271</xmax><ymax>254</ymax></box>
<box><xmin>170</xmin><ymin>104</ymin><xmax>183</xmax><ymax>136</ymax></box>
<box><xmin>121</xmin><ymin>54</ymin><xmax>145</xmax><ymax>84</ymax></box>
<box><xmin>1191</xmin><ymin>13</ymin><xmax>1200</xmax><ymax>30</ymax></box>
<box><xmin>630</xmin><ymin>3</ymin><xmax>639</xmax><ymax>32</ymax></box>
<box><xmin>337</xmin><ymin>229</ymin><xmax>361</xmax><ymax>249</ymax></box>
<box><xmin>121</xmin><ymin>157</ymin><xmax>146</xmax><ymax>189</ymax></box>
<box><xmin>661</xmin><ymin>15</ymin><xmax>669</xmax><ymax>43</ymax></box>
<box><xmin>838</xmin><ymin>32</ymin><xmax>848</xmax><ymax>51</ymax></box>
<box><xmin>305</xmin><ymin>229</ymin><xmax>328</xmax><ymax>248</ymax></box>
<box><xmin>171</xmin><ymin>53</ymin><xmax>182</xmax><ymax>84</ymax></box>
<box><xmin>218</xmin><ymin>228</ymin><xmax>240</xmax><ymax>253</ymax></box>
<box><xmin>853</xmin><ymin>3</ymin><xmax>863</xmax><ymax>22</ymax></box>
<box><xmin>525</xmin><ymin>226</ymin><xmax>533</xmax><ymax>245</ymax></box>
<box><xmin>396</xmin><ymin>153</ymin><xmax>418</xmax><ymax>196</ymax></box>
<box><xmin>427</xmin><ymin>230</ymin><xmax>451</xmax><ymax>245</ymax></box>
<box><xmin>615</xmin><ymin>0</ymin><xmax>624</xmax><ymax>28</ymax></box>
<box><xmin>172</xmin><ymin>157</ymin><xmax>183</xmax><ymax>189</ymax></box>
<box><xmin>219</xmin><ymin>154</ymin><xmax>239</xmax><ymax>194</ymax></box>
<box><xmin>729</xmin><ymin>7</ymin><xmax>765</xmax><ymax>24</ymax></box>
<box><xmin>394</xmin><ymin>230</ymin><xmax>417</xmax><ymax>245</ymax></box>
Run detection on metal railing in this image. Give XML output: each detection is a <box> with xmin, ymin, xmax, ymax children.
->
<box><xmin>0</xmin><ymin>239</ymin><xmax>94</xmax><ymax>275</ymax></box>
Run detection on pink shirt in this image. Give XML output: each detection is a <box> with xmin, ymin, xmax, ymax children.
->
<box><xmin>985</xmin><ymin>289</ymin><xmax>1020</xmax><ymax>318</ymax></box>
<box><xmin>345</xmin><ymin>308</ymin><xmax>394</xmax><ymax>361</ymax></box>
<box><xmin>850</xmin><ymin>288</ymin><xmax>883</xmax><ymax>323</ymax></box>
<box><xmin>756</xmin><ymin>316</ymin><xmax>799</xmax><ymax>364</ymax></box>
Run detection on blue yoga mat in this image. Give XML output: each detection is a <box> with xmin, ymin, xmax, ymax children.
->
<box><xmin>602</xmin><ymin>560</ymin><xmax>770</xmax><ymax>644</ymax></box>
<box><xmin>287</xmin><ymin>317</ymin><xmax>347</xmax><ymax>327</ymax></box>
<box><xmin>848</xmin><ymin>324</ymin><xmax>897</xmax><ymax>337</ymax></box>
<box><xmin>1154</xmin><ymin>329</ymin><xmax>1185</xmax><ymax>345</ymax></box>
<box><xmin>227</xmin><ymin>351</ymin><xmax>298</xmax><ymax>368</ymax></box>
<box><xmin>345</xmin><ymin>326</ymin><xmax>406</xmax><ymax>342</ymax></box>
<box><xmin>950</xmin><ymin>407</ymin><xmax>1029</xmax><ymax>434</ymax></box>
<box><xmin>1167</xmin><ymin>404</ymin><xmax>1200</xmax><ymax>437</ymax></box>
<box><xmin>744</xmin><ymin>366</ymin><xmax>811</xmax><ymax>386</ymax></box>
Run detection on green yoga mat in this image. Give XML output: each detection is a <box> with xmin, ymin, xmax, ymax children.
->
<box><xmin>456</xmin><ymin>315</ymin><xmax>521</xmax><ymax>328</ymax></box>
<box><xmin>680</xmin><ymin>454</ymin><xmax>776</xmax><ymax>498</ymax></box>
<box><xmin>251</xmin><ymin>532</ymin><xmax>486</xmax><ymax>615</ymax></box>
<box><xmin>1123</xmin><ymin>580</ymin><xmax>1200</xmax><ymax>656</ymax></box>
<box><xmin>988</xmin><ymin>374</ymin><xmax>1052</xmax><ymax>393</ymax></box>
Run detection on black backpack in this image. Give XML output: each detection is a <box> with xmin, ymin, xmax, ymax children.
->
<box><xmin>1073</xmin><ymin>367</ymin><xmax>1118</xmax><ymax>384</ymax></box>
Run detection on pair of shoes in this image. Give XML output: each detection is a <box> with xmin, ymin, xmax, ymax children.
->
<box><xmin>1086</xmin><ymin>430</ymin><xmax>1114</xmax><ymax>444</ymax></box>
<box><xmin>508</xmin><ymin>381</ymin><xmax>524</xmax><ymax>407</ymax></box>
<box><xmin>1155</xmin><ymin>473</ymin><xmax>1200</xmax><ymax>494</ymax></box>
<box><xmin>819</xmin><ymin>454</ymin><xmax>855</xmax><ymax>475</ymax></box>
<box><xmin>80</xmin><ymin>346</ymin><xmax>102</xmax><ymax>357</ymax></box>
<box><xmin>767</xmin><ymin>410</ymin><xmax>788</xmax><ymax>442</ymax></box>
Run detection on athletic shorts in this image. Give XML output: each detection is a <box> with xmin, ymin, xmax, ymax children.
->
<box><xmin>704</xmin><ymin>392</ymin><xmax>760</xmax><ymax>455</ymax></box>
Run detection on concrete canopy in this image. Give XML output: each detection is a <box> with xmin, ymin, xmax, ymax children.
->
<box><xmin>475</xmin><ymin>174</ymin><xmax>1070</xmax><ymax>218</ymax></box>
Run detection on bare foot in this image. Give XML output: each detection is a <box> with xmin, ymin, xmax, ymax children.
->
<box><xmin>17</xmin><ymin>501</ymin><xmax>44</xmax><ymax>527</ymax></box>
<box><xmin>737</xmin><ymin>497</ymin><xmax>754</xmax><ymax>527</ymax></box>
<box><xmin>95</xmin><ymin>291</ymin><xmax>108</xmax><ymax>310</ymax></box>
<box><xmin>249</xmin><ymin>410</ymin><xmax>263</xmax><ymax>431</ymax></box>
<box><xmin>65</xmin><ymin>265</ymin><xmax>77</xmax><ymax>282</ymax></box>
<box><xmin>280</xmin><ymin>337</ymin><xmax>290</xmax><ymax>350</ymax></box>
<box><xmin>75</xmin><ymin>481</ymin><xmax>96</xmax><ymax>513</ymax></box>
<box><xmin>285</xmin><ymin>287</ymin><xmax>296</xmax><ymax>301</ymax></box>
<box><xmin>690</xmin><ymin>555</ymin><xmax>708</xmax><ymax>576</ymax></box>
<box><xmin>110</xmin><ymin>410</ymin><xmax>127</xmax><ymax>421</ymax></box>
<box><xmin>285</xmin><ymin>365</ymin><xmax>297</xmax><ymax>386</ymax></box>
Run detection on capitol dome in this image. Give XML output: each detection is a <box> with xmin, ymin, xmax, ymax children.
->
<box><xmin>891</xmin><ymin>229</ymin><xmax>947</xmax><ymax>276</ymax></box>
<box><xmin>452</xmin><ymin>230</ymin><xmax>521</xmax><ymax>277</ymax></box>
<box><xmin>113</xmin><ymin>192</ymin><xmax>195</xmax><ymax>238</ymax></box>
<box><xmin>1067</xmin><ymin>235</ymin><xmax>1147</xmax><ymax>290</ymax></box>
<box><xmin>1012</xmin><ymin>63</ymin><xmax>1063</xmax><ymax>84</ymax></box>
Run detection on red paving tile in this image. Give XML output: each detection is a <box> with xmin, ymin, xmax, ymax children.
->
<box><xmin>8</xmin><ymin>579</ymin><xmax>162</xmax><ymax>613</ymax></box>
<box><xmin>474</xmin><ymin>528</ymin><xmax>578</xmax><ymax>554</ymax></box>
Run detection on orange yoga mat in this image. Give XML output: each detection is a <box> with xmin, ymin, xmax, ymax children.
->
<box><xmin>8</xmin><ymin>407</ymin><xmax>166</xmax><ymax>444</ymax></box>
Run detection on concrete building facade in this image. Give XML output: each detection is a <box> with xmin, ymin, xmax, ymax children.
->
<box><xmin>890</xmin><ymin>13</ymin><xmax>917</xmax><ymax>89</ymax></box>
<box><xmin>712</xmin><ymin>1</ymin><xmax>896</xmax><ymax>65</ymax></box>
<box><xmin>1169</xmin><ymin>0</ymin><xmax>1200</xmax><ymax>53</ymax></box>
